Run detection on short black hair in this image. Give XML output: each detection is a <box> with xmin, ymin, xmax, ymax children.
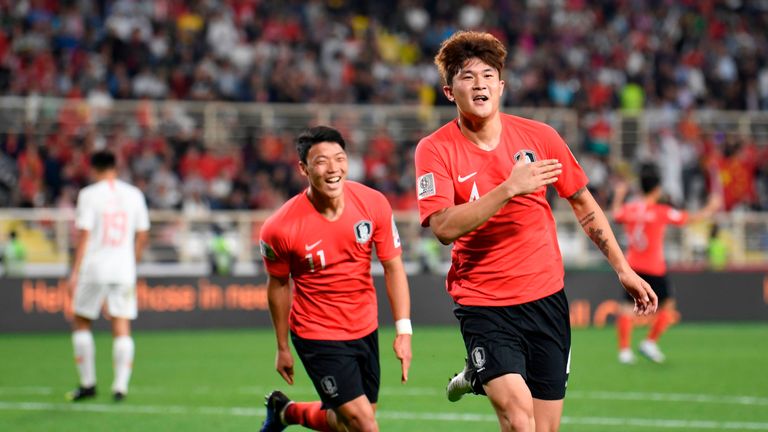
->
<box><xmin>639</xmin><ymin>162</ymin><xmax>661</xmax><ymax>193</ymax></box>
<box><xmin>296</xmin><ymin>126</ymin><xmax>346</xmax><ymax>164</ymax></box>
<box><xmin>90</xmin><ymin>150</ymin><xmax>116</xmax><ymax>172</ymax></box>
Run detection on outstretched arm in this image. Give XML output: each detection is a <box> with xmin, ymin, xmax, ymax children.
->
<box><xmin>266</xmin><ymin>274</ymin><xmax>294</xmax><ymax>384</ymax></box>
<box><xmin>687</xmin><ymin>193</ymin><xmax>722</xmax><ymax>224</ymax></box>
<box><xmin>381</xmin><ymin>256</ymin><xmax>412</xmax><ymax>383</ymax></box>
<box><xmin>567</xmin><ymin>187</ymin><xmax>658</xmax><ymax>315</ymax></box>
<box><xmin>610</xmin><ymin>181</ymin><xmax>629</xmax><ymax>216</ymax></box>
<box><xmin>429</xmin><ymin>159</ymin><xmax>562</xmax><ymax>244</ymax></box>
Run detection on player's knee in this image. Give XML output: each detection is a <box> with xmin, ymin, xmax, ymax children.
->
<box><xmin>498</xmin><ymin>405</ymin><xmax>535</xmax><ymax>432</ymax></box>
<box><xmin>342</xmin><ymin>411</ymin><xmax>378</xmax><ymax>432</ymax></box>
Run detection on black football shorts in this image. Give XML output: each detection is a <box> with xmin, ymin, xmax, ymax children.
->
<box><xmin>623</xmin><ymin>273</ymin><xmax>672</xmax><ymax>303</ymax></box>
<box><xmin>291</xmin><ymin>329</ymin><xmax>380</xmax><ymax>409</ymax></box>
<box><xmin>454</xmin><ymin>289</ymin><xmax>571</xmax><ymax>400</ymax></box>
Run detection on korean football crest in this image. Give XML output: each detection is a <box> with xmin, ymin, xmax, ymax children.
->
<box><xmin>471</xmin><ymin>346</ymin><xmax>486</xmax><ymax>369</ymax></box>
<box><xmin>354</xmin><ymin>220</ymin><xmax>373</xmax><ymax>243</ymax></box>
<box><xmin>514</xmin><ymin>150</ymin><xmax>537</xmax><ymax>164</ymax></box>
<box><xmin>321</xmin><ymin>376</ymin><xmax>338</xmax><ymax>397</ymax></box>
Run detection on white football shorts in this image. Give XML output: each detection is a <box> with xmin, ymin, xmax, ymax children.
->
<box><xmin>73</xmin><ymin>282</ymin><xmax>138</xmax><ymax>320</ymax></box>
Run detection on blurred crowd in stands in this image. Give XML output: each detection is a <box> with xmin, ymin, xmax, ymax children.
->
<box><xmin>1</xmin><ymin>0</ymin><xmax>768</xmax><ymax>212</ymax></box>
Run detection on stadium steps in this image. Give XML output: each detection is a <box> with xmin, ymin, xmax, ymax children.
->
<box><xmin>1</xmin><ymin>220</ymin><xmax>67</xmax><ymax>263</ymax></box>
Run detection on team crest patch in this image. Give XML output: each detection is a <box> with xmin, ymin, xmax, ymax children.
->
<box><xmin>514</xmin><ymin>150</ymin><xmax>537</xmax><ymax>164</ymax></box>
<box><xmin>417</xmin><ymin>173</ymin><xmax>436</xmax><ymax>200</ymax></box>
<box><xmin>354</xmin><ymin>220</ymin><xmax>373</xmax><ymax>243</ymax></box>
<box><xmin>471</xmin><ymin>347</ymin><xmax>486</xmax><ymax>369</ymax></box>
<box><xmin>320</xmin><ymin>376</ymin><xmax>338</xmax><ymax>397</ymax></box>
<box><xmin>259</xmin><ymin>240</ymin><xmax>276</xmax><ymax>260</ymax></box>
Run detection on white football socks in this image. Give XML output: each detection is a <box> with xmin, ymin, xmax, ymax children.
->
<box><xmin>72</xmin><ymin>330</ymin><xmax>96</xmax><ymax>388</ymax></box>
<box><xmin>112</xmin><ymin>336</ymin><xmax>134</xmax><ymax>394</ymax></box>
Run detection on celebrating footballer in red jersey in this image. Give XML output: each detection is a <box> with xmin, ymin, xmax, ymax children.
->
<box><xmin>416</xmin><ymin>113</ymin><xmax>588</xmax><ymax>306</ymax></box>
<box><xmin>612</xmin><ymin>163</ymin><xmax>720</xmax><ymax>365</ymax></box>
<box><xmin>414</xmin><ymin>31</ymin><xmax>657</xmax><ymax>432</ymax></box>
<box><xmin>260</xmin><ymin>181</ymin><xmax>401</xmax><ymax>340</ymax></box>
<box><xmin>259</xmin><ymin>126</ymin><xmax>412</xmax><ymax>432</ymax></box>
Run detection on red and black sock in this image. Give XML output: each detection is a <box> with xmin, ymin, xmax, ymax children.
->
<box><xmin>284</xmin><ymin>401</ymin><xmax>332</xmax><ymax>432</ymax></box>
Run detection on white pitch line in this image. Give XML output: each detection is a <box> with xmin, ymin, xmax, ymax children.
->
<box><xmin>567</xmin><ymin>390</ymin><xmax>768</xmax><ymax>406</ymax></box>
<box><xmin>0</xmin><ymin>401</ymin><xmax>259</xmax><ymax>416</ymax></box>
<box><xmin>2</xmin><ymin>386</ymin><xmax>768</xmax><ymax>406</ymax></box>
<box><xmin>559</xmin><ymin>416</ymin><xmax>768</xmax><ymax>431</ymax></box>
<box><xmin>163</xmin><ymin>386</ymin><xmax>768</xmax><ymax>406</ymax></box>
<box><xmin>0</xmin><ymin>401</ymin><xmax>767</xmax><ymax>430</ymax></box>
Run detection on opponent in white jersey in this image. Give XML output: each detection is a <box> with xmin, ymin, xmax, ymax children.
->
<box><xmin>67</xmin><ymin>150</ymin><xmax>150</xmax><ymax>402</ymax></box>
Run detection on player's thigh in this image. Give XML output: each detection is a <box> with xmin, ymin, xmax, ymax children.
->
<box><xmin>73</xmin><ymin>282</ymin><xmax>109</xmax><ymax>320</ymax></box>
<box><xmin>484</xmin><ymin>373</ymin><xmax>535</xmax><ymax>427</ymax></box>
<box><xmin>106</xmin><ymin>283</ymin><xmax>137</xmax><ymax>320</ymax></box>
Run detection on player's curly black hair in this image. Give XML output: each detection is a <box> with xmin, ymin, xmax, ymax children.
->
<box><xmin>434</xmin><ymin>31</ymin><xmax>507</xmax><ymax>87</ymax></box>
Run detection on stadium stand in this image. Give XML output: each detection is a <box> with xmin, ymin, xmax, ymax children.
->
<box><xmin>0</xmin><ymin>0</ymin><xmax>767</xmax><ymax>271</ymax></box>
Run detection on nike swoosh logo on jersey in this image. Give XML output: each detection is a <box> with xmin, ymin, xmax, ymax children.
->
<box><xmin>457</xmin><ymin>172</ymin><xmax>477</xmax><ymax>183</ymax></box>
<box><xmin>305</xmin><ymin>240</ymin><xmax>322</xmax><ymax>250</ymax></box>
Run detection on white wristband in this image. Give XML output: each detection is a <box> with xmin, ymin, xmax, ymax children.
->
<box><xmin>395</xmin><ymin>319</ymin><xmax>413</xmax><ymax>335</ymax></box>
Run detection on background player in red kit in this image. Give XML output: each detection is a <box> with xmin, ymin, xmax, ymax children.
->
<box><xmin>414</xmin><ymin>31</ymin><xmax>657</xmax><ymax>432</ymax></box>
<box><xmin>259</xmin><ymin>126</ymin><xmax>412</xmax><ymax>432</ymax></box>
<box><xmin>612</xmin><ymin>163</ymin><xmax>720</xmax><ymax>364</ymax></box>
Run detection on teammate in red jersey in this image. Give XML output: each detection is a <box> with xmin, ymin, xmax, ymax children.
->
<box><xmin>612</xmin><ymin>163</ymin><xmax>720</xmax><ymax>364</ymax></box>
<box><xmin>259</xmin><ymin>126</ymin><xmax>412</xmax><ymax>432</ymax></box>
<box><xmin>414</xmin><ymin>31</ymin><xmax>657</xmax><ymax>432</ymax></box>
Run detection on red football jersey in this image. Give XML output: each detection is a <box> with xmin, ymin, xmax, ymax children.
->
<box><xmin>259</xmin><ymin>181</ymin><xmax>402</xmax><ymax>340</ymax></box>
<box><xmin>415</xmin><ymin>114</ymin><xmax>588</xmax><ymax>306</ymax></box>
<box><xmin>614</xmin><ymin>200</ymin><xmax>688</xmax><ymax>276</ymax></box>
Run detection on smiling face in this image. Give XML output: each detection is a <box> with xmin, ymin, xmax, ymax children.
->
<box><xmin>300</xmin><ymin>141</ymin><xmax>348</xmax><ymax>200</ymax></box>
<box><xmin>444</xmin><ymin>57</ymin><xmax>504</xmax><ymax>122</ymax></box>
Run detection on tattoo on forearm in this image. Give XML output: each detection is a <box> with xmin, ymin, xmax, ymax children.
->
<box><xmin>579</xmin><ymin>212</ymin><xmax>595</xmax><ymax>227</ymax></box>
<box><xmin>588</xmin><ymin>227</ymin><xmax>609</xmax><ymax>256</ymax></box>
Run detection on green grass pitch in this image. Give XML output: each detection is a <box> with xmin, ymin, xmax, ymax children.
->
<box><xmin>1</xmin><ymin>324</ymin><xmax>767</xmax><ymax>431</ymax></box>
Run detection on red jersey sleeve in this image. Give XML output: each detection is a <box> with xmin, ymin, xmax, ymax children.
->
<box><xmin>259</xmin><ymin>216</ymin><xmax>290</xmax><ymax>278</ymax></box>
<box><xmin>541</xmin><ymin>125</ymin><xmax>589</xmax><ymax>198</ymax></box>
<box><xmin>414</xmin><ymin>137</ymin><xmax>454</xmax><ymax>227</ymax></box>
<box><xmin>370</xmin><ymin>191</ymin><xmax>402</xmax><ymax>262</ymax></box>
